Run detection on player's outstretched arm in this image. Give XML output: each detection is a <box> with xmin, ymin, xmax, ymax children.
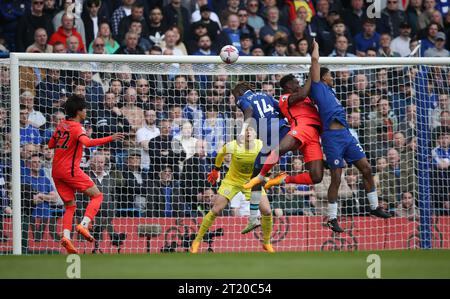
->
<box><xmin>79</xmin><ymin>132</ymin><xmax>125</xmax><ymax>147</ymax></box>
<box><xmin>207</xmin><ymin>143</ymin><xmax>228</xmax><ymax>185</ymax></box>
<box><xmin>311</xmin><ymin>39</ymin><xmax>320</xmax><ymax>83</ymax></box>
<box><xmin>240</xmin><ymin>107</ymin><xmax>255</xmax><ymax>136</ymax></box>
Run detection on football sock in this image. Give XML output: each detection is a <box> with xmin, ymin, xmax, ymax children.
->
<box><xmin>261</xmin><ymin>214</ymin><xmax>273</xmax><ymax>245</ymax></box>
<box><xmin>249</xmin><ymin>191</ymin><xmax>262</xmax><ymax>224</ymax></box>
<box><xmin>285</xmin><ymin>172</ymin><xmax>313</xmax><ymax>185</ymax></box>
<box><xmin>62</xmin><ymin>204</ymin><xmax>76</xmax><ymax>239</ymax></box>
<box><xmin>194</xmin><ymin>211</ymin><xmax>217</xmax><ymax>243</ymax></box>
<box><xmin>83</xmin><ymin>193</ymin><xmax>103</xmax><ymax>226</ymax></box>
<box><xmin>260</xmin><ymin>151</ymin><xmax>279</xmax><ymax>176</ymax></box>
<box><xmin>367</xmin><ymin>190</ymin><xmax>379</xmax><ymax>210</ymax></box>
<box><xmin>328</xmin><ymin>202</ymin><xmax>338</xmax><ymax>220</ymax></box>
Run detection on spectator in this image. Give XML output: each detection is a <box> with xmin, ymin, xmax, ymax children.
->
<box><xmin>377</xmin><ymin>33</ymin><xmax>401</xmax><ymax>57</ymax></box>
<box><xmin>118</xmin><ymin>149</ymin><xmax>149</xmax><ymax>216</ymax></box>
<box><xmin>20</xmin><ymin>105</ymin><xmax>42</xmax><ymax>145</ymax></box>
<box><xmin>52</xmin><ymin>0</ymin><xmax>86</xmax><ymax>45</ymax></box>
<box><xmin>378</xmin><ymin>148</ymin><xmax>411</xmax><ymax>207</ymax></box>
<box><xmin>148</xmin><ymin>165</ymin><xmax>184</xmax><ymax>217</ymax></box>
<box><xmin>79</xmin><ymin>69</ymin><xmax>104</xmax><ymax>109</ymax></box>
<box><xmin>288</xmin><ymin>18</ymin><xmax>311</xmax><ymax>55</ymax></box>
<box><xmin>399</xmin><ymin>104</ymin><xmax>417</xmax><ymax>140</ymax></box>
<box><xmin>147</xmin><ymin>6</ymin><xmax>168</xmax><ymax>40</ymax></box>
<box><xmin>239</xmin><ymin>33</ymin><xmax>253</xmax><ymax>56</ymax></box>
<box><xmin>246</xmin><ymin>0</ymin><xmax>265</xmax><ymax>36</ymax></box>
<box><xmin>377</xmin><ymin>0</ymin><xmax>407</xmax><ymax>38</ymax></box>
<box><xmin>148</xmin><ymin>119</ymin><xmax>186</xmax><ymax>176</ymax></box>
<box><xmin>111</xmin><ymin>0</ymin><xmax>136</xmax><ymax>38</ymax></box>
<box><xmin>117</xmin><ymin>3</ymin><xmax>149</xmax><ymax>43</ymax></box>
<box><xmin>42</xmin><ymin>110</ymin><xmax>65</xmax><ymax>143</ymax></box>
<box><xmin>136</xmin><ymin>109</ymin><xmax>160</xmax><ymax>171</ymax></box>
<box><xmin>431</xmin><ymin>130</ymin><xmax>450</xmax><ymax>214</ymax></box>
<box><xmin>272</xmin><ymin>183</ymin><xmax>315</xmax><ymax>216</ymax></box>
<box><xmin>36</xmin><ymin>68</ymin><xmax>67</xmax><ymax>116</ymax></box>
<box><xmin>191</xmin><ymin>5</ymin><xmax>221</xmax><ymax>42</ymax></box>
<box><xmin>251</xmin><ymin>46</ymin><xmax>265</xmax><ymax>56</ymax></box>
<box><xmin>88</xmin><ymin>21</ymin><xmax>120</xmax><ymax>54</ymax></box>
<box><xmin>310</xmin><ymin>0</ymin><xmax>330</xmax><ymax>34</ymax></box>
<box><xmin>192</xmin><ymin>34</ymin><xmax>216</xmax><ymax>56</ymax></box>
<box><xmin>395</xmin><ymin>191</ymin><xmax>419</xmax><ymax>220</ymax></box>
<box><xmin>315</xmin><ymin>9</ymin><xmax>344</xmax><ymax>55</ymax></box>
<box><xmin>49</xmin><ymin>13</ymin><xmax>86</xmax><ymax>53</ymax></box>
<box><xmin>344</xmin><ymin>167</ymin><xmax>367</xmax><ymax>215</ymax></box>
<box><xmin>259</xmin><ymin>6</ymin><xmax>290</xmax><ymax>51</ymax></box>
<box><xmin>342</xmin><ymin>0</ymin><xmax>367</xmax><ymax>37</ymax></box>
<box><xmin>391</xmin><ymin>22</ymin><xmax>412</xmax><ymax>57</ymax></box>
<box><xmin>219</xmin><ymin>0</ymin><xmax>241</xmax><ymax>26</ymax></box>
<box><xmin>77</xmin><ymin>151</ymin><xmax>121</xmax><ymax>243</ymax></box>
<box><xmin>424</xmin><ymin>31</ymin><xmax>450</xmax><ymax>57</ymax></box>
<box><xmin>128</xmin><ymin>20</ymin><xmax>154</xmax><ymax>53</ymax></box>
<box><xmin>347</xmin><ymin>110</ymin><xmax>362</xmax><ymax>142</ymax></box>
<box><xmin>418</xmin><ymin>0</ymin><xmax>438</xmax><ymax>30</ymax></box>
<box><xmin>162</xmin><ymin>0</ymin><xmax>191</xmax><ymax>41</ymax></box>
<box><xmin>90</xmin><ymin>37</ymin><xmax>106</xmax><ymax>54</ymax></box>
<box><xmin>21</xmin><ymin>153</ymin><xmax>58</xmax><ymax>242</ymax></box>
<box><xmin>173</xmin><ymin>120</ymin><xmax>198</xmax><ymax>160</ymax></box>
<box><xmin>151</xmin><ymin>93</ymin><xmax>170</xmax><ymax>120</ymax></box>
<box><xmin>114</xmin><ymin>31</ymin><xmax>145</xmax><ymax>54</ymax></box>
<box><xmin>406</xmin><ymin>0</ymin><xmax>423</xmax><ymax>35</ymax></box>
<box><xmin>81</xmin><ymin>0</ymin><xmax>109</xmax><ymax>48</ymax></box>
<box><xmin>161</xmin><ymin>28</ymin><xmax>187</xmax><ymax>56</ymax></box>
<box><xmin>221</xmin><ymin>13</ymin><xmax>242</xmax><ymax>51</ymax></box>
<box><xmin>272</xmin><ymin>37</ymin><xmax>289</xmax><ymax>56</ymax></box>
<box><xmin>20</xmin><ymin>91</ymin><xmax>46</xmax><ymax>129</ymax></box>
<box><xmin>182</xmin><ymin>89</ymin><xmax>204</xmax><ymax>133</ymax></box>
<box><xmin>120</xmin><ymin>87</ymin><xmax>144</xmax><ymax>132</ymax></box>
<box><xmin>432</xmin><ymin>110</ymin><xmax>450</xmax><ymax>142</ymax></box>
<box><xmin>293</xmin><ymin>38</ymin><xmax>310</xmax><ymax>57</ymax></box>
<box><xmin>431</xmin><ymin>93</ymin><xmax>450</xmax><ymax>129</ymax></box>
<box><xmin>16</xmin><ymin>0</ymin><xmax>54</xmax><ymax>52</ymax></box>
<box><xmin>345</xmin><ymin>92</ymin><xmax>361</xmax><ymax>113</ymax></box>
<box><xmin>354</xmin><ymin>18</ymin><xmax>380</xmax><ymax>56</ymax></box>
<box><xmin>238</xmin><ymin>7</ymin><xmax>257</xmax><ymax>46</ymax></box>
<box><xmin>66</xmin><ymin>35</ymin><xmax>82</xmax><ymax>53</ymax></box>
<box><xmin>329</xmin><ymin>35</ymin><xmax>356</xmax><ymax>57</ymax></box>
<box><xmin>420</xmin><ymin>22</ymin><xmax>439</xmax><ymax>55</ymax></box>
<box><xmin>364</xmin><ymin>97</ymin><xmax>399</xmax><ymax>159</ymax></box>
<box><xmin>52</xmin><ymin>40</ymin><xmax>67</xmax><ymax>53</ymax></box>
<box><xmin>321</xmin><ymin>18</ymin><xmax>355</xmax><ymax>56</ymax></box>
<box><xmin>191</xmin><ymin>0</ymin><xmax>221</xmax><ymax>27</ymax></box>
<box><xmin>26</xmin><ymin>28</ymin><xmax>53</xmax><ymax>53</ymax></box>
<box><xmin>201</xmin><ymin>105</ymin><xmax>225</xmax><ymax>157</ymax></box>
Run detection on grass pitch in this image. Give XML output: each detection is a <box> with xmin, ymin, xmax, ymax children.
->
<box><xmin>1</xmin><ymin>250</ymin><xmax>450</xmax><ymax>279</ymax></box>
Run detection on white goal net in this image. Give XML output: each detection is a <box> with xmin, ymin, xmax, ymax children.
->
<box><xmin>0</xmin><ymin>55</ymin><xmax>449</xmax><ymax>254</ymax></box>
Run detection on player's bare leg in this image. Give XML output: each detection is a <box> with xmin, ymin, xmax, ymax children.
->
<box><xmin>259</xmin><ymin>195</ymin><xmax>275</xmax><ymax>253</ymax></box>
<box><xmin>353</xmin><ymin>158</ymin><xmax>391</xmax><ymax>218</ymax></box>
<box><xmin>76</xmin><ymin>185</ymin><xmax>103</xmax><ymax>242</ymax></box>
<box><xmin>190</xmin><ymin>195</ymin><xmax>229</xmax><ymax>254</ymax></box>
<box><xmin>244</xmin><ymin>134</ymin><xmax>301</xmax><ymax>189</ymax></box>
<box><xmin>264</xmin><ymin>159</ymin><xmax>324</xmax><ymax>189</ymax></box>
<box><xmin>326</xmin><ymin>168</ymin><xmax>345</xmax><ymax>233</ymax></box>
<box><xmin>61</xmin><ymin>199</ymin><xmax>78</xmax><ymax>254</ymax></box>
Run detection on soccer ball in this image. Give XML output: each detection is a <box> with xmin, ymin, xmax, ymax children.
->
<box><xmin>220</xmin><ymin>45</ymin><xmax>239</xmax><ymax>64</ymax></box>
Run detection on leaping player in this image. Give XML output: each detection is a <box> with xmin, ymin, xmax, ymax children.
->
<box><xmin>190</xmin><ymin>127</ymin><xmax>275</xmax><ymax>253</ymax></box>
<box><xmin>243</xmin><ymin>42</ymin><xmax>324</xmax><ymax>201</ymax></box>
<box><xmin>306</xmin><ymin>39</ymin><xmax>391</xmax><ymax>232</ymax></box>
<box><xmin>231</xmin><ymin>82</ymin><xmax>290</xmax><ymax>234</ymax></box>
<box><xmin>48</xmin><ymin>95</ymin><xmax>125</xmax><ymax>253</ymax></box>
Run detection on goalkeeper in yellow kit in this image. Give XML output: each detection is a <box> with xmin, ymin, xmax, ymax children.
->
<box><xmin>190</xmin><ymin>127</ymin><xmax>274</xmax><ymax>253</ymax></box>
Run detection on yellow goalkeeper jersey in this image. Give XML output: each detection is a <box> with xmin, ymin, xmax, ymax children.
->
<box><xmin>216</xmin><ymin>139</ymin><xmax>263</xmax><ymax>187</ymax></box>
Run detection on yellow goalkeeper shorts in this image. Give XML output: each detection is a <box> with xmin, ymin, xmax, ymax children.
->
<box><xmin>218</xmin><ymin>180</ymin><xmax>266</xmax><ymax>201</ymax></box>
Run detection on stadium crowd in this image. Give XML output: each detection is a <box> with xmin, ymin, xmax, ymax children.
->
<box><xmin>0</xmin><ymin>0</ymin><xmax>449</xmax><ymax>246</ymax></box>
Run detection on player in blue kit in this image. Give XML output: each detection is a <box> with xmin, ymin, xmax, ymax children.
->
<box><xmin>309</xmin><ymin>40</ymin><xmax>391</xmax><ymax>232</ymax></box>
<box><xmin>231</xmin><ymin>82</ymin><xmax>291</xmax><ymax>234</ymax></box>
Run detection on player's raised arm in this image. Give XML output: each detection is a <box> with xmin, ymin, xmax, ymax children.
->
<box><xmin>79</xmin><ymin>132</ymin><xmax>125</xmax><ymax>147</ymax></box>
<box><xmin>311</xmin><ymin>39</ymin><xmax>320</xmax><ymax>83</ymax></box>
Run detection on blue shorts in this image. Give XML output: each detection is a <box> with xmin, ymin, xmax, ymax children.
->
<box><xmin>321</xmin><ymin>128</ymin><xmax>366</xmax><ymax>169</ymax></box>
<box><xmin>254</xmin><ymin>125</ymin><xmax>290</xmax><ymax>172</ymax></box>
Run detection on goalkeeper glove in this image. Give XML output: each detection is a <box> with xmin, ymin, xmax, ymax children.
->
<box><xmin>207</xmin><ymin>167</ymin><xmax>220</xmax><ymax>185</ymax></box>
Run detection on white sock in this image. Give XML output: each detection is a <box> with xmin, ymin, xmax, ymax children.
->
<box><xmin>367</xmin><ymin>191</ymin><xmax>379</xmax><ymax>210</ymax></box>
<box><xmin>63</xmin><ymin>229</ymin><xmax>71</xmax><ymax>240</ymax></box>
<box><xmin>81</xmin><ymin>216</ymin><xmax>91</xmax><ymax>228</ymax></box>
<box><xmin>328</xmin><ymin>202</ymin><xmax>338</xmax><ymax>220</ymax></box>
<box><xmin>249</xmin><ymin>191</ymin><xmax>262</xmax><ymax>224</ymax></box>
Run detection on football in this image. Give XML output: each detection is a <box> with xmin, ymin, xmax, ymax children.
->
<box><xmin>219</xmin><ymin>45</ymin><xmax>239</xmax><ymax>64</ymax></box>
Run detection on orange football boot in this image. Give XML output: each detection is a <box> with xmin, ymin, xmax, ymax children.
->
<box><xmin>76</xmin><ymin>224</ymin><xmax>95</xmax><ymax>242</ymax></box>
<box><xmin>61</xmin><ymin>237</ymin><xmax>78</xmax><ymax>254</ymax></box>
<box><xmin>264</xmin><ymin>172</ymin><xmax>288</xmax><ymax>190</ymax></box>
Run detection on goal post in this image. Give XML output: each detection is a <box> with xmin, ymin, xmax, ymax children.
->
<box><xmin>3</xmin><ymin>53</ymin><xmax>450</xmax><ymax>255</ymax></box>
